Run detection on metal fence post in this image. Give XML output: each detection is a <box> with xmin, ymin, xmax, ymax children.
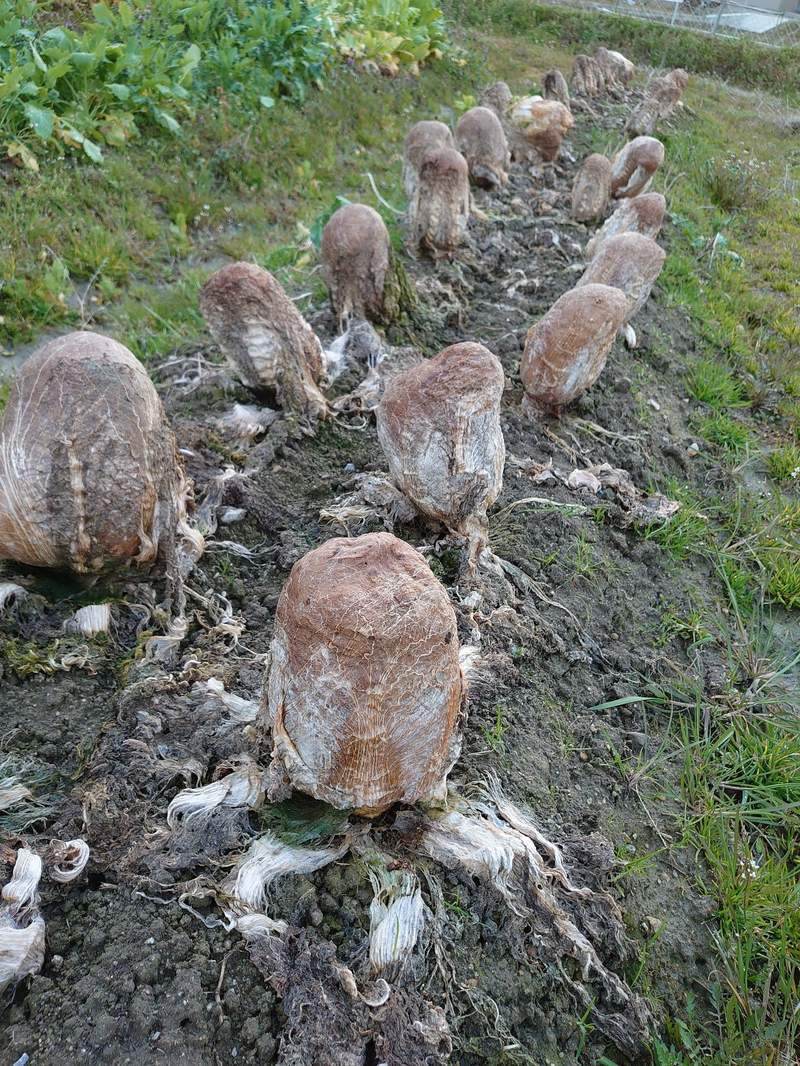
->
<box><xmin>713</xmin><ymin>0</ymin><xmax>725</xmax><ymax>33</ymax></box>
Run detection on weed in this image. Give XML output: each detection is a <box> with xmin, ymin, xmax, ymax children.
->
<box><xmin>765</xmin><ymin>553</ymin><xmax>800</xmax><ymax>609</ymax></box>
<box><xmin>704</xmin><ymin>153</ymin><xmax>769</xmax><ymax>213</ymax></box>
<box><xmin>766</xmin><ymin>444</ymin><xmax>800</xmax><ymax>482</ymax></box>
<box><xmin>685</xmin><ymin>358</ymin><xmax>745</xmax><ymax>409</ymax></box>
<box><xmin>697</xmin><ymin>413</ymin><xmax>752</xmax><ymax>458</ymax></box>
<box><xmin>570</xmin><ymin>530</ymin><xmax>598</xmax><ymax>579</ymax></box>
<box><xmin>481</xmin><ymin>704</ymin><xmax>507</xmax><ymax>753</ymax></box>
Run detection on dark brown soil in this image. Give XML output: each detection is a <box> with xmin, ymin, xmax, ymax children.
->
<box><xmin>1</xmin><ymin>87</ymin><xmax>728</xmax><ymax>1066</ymax></box>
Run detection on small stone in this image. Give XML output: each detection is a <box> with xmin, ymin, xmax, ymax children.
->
<box><xmin>648</xmin><ymin>398</ymin><xmax>661</xmax><ymax>411</ymax></box>
<box><xmin>50</xmin><ymin>955</ymin><xmax>64</xmax><ymax>972</ymax></box>
<box><xmin>579</xmin><ymin>750</ymin><xmax>589</xmax><ymax>763</ymax></box>
<box><xmin>687</xmin><ymin>441</ymin><xmax>700</xmax><ymax>456</ymax></box>
<box><xmin>641</xmin><ymin>915</ymin><xmax>663</xmax><ymax>937</ymax></box>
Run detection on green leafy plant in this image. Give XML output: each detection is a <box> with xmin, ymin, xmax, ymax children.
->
<box><xmin>0</xmin><ymin>0</ymin><xmax>447</xmax><ymax>168</ymax></box>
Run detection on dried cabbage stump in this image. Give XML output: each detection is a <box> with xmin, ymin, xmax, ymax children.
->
<box><xmin>376</xmin><ymin>342</ymin><xmax>505</xmax><ymax>555</ymax></box>
<box><xmin>0</xmin><ymin>330</ymin><xmax>195</xmax><ymax>576</ymax></box>
<box><xmin>321</xmin><ymin>203</ymin><xmax>392</xmax><ymax>326</ymax></box>
<box><xmin>455</xmin><ymin>106</ymin><xmax>510</xmax><ymax>189</ymax></box>
<box><xmin>200</xmin><ymin>262</ymin><xmax>328</xmax><ymax>418</ymax></box>
<box><xmin>408</xmin><ymin>147</ymin><xmax>470</xmax><ymax>258</ymax></box>
<box><xmin>577</xmin><ymin>232</ymin><xmax>666</xmax><ymax>322</ymax></box>
<box><xmin>403</xmin><ymin>120</ymin><xmax>455</xmax><ymax>201</ymax></box>
<box><xmin>266</xmin><ymin>532</ymin><xmax>463</xmax><ymax>815</ymax></box>
<box><xmin>521</xmin><ymin>284</ymin><xmax>628</xmax><ymax>410</ymax></box>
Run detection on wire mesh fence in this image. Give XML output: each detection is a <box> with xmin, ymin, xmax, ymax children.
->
<box><xmin>542</xmin><ymin>0</ymin><xmax>800</xmax><ymax>46</ymax></box>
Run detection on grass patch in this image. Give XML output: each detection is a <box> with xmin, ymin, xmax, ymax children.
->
<box><xmin>767</xmin><ymin>444</ymin><xmax>800</xmax><ymax>482</ymax></box>
<box><xmin>627</xmin><ymin>612</ymin><xmax>800</xmax><ymax>1064</ymax></box>
<box><xmin>697</xmin><ymin>413</ymin><xmax>752</xmax><ymax>458</ymax></box>
<box><xmin>686</xmin><ymin>358</ymin><xmax>746</xmax><ymax>409</ymax></box>
<box><xmin>765</xmin><ymin>554</ymin><xmax>800</xmax><ymax>609</ymax></box>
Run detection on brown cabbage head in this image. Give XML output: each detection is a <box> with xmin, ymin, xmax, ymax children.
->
<box><xmin>521</xmin><ymin>284</ymin><xmax>628</xmax><ymax>410</ymax></box>
<box><xmin>0</xmin><ymin>331</ymin><xmax>200</xmax><ymax>578</ymax></box>
<box><xmin>265</xmin><ymin>532</ymin><xmax>464</xmax><ymax>815</ymax></box>
<box><xmin>199</xmin><ymin>262</ymin><xmax>328</xmax><ymax>419</ymax></box>
<box><xmin>376</xmin><ymin>342</ymin><xmax>505</xmax><ymax>559</ymax></box>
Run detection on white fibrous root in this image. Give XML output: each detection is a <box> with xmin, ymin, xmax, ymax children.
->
<box><xmin>409</xmin><ymin>147</ymin><xmax>471</xmax><ymax>259</ymax></box>
<box><xmin>585</xmin><ymin>192</ymin><xmax>666</xmax><ymax>260</ymax></box>
<box><xmin>455</xmin><ymin>106</ymin><xmax>510</xmax><ymax>190</ymax></box>
<box><xmin>64</xmin><ymin>603</ymin><xmax>112</xmax><ymax>638</ymax></box>
<box><xmin>521</xmin><ymin>284</ymin><xmax>628</xmax><ymax>411</ymax></box>
<box><xmin>48</xmin><ymin>838</ymin><xmax>90</xmax><ymax>884</ymax></box>
<box><xmin>0</xmin><ymin>582</ymin><xmax>27</xmax><ymax>611</ymax></box>
<box><xmin>0</xmin><ymin>848</ymin><xmax>45</xmax><ymax>994</ymax></box>
<box><xmin>367</xmin><ymin>864</ymin><xmax>427</xmax><ymax>976</ymax></box>
<box><xmin>199</xmin><ymin>262</ymin><xmax>329</xmax><ymax>420</ymax></box>
<box><xmin>403</xmin><ymin>120</ymin><xmax>455</xmax><ymax>201</ymax></box>
<box><xmin>167</xmin><ymin>759</ymin><xmax>265</xmax><ymax>828</ymax></box>
<box><xmin>509</xmin><ymin>98</ymin><xmax>574</xmax><ymax>162</ymax></box>
<box><xmin>0</xmin><ymin>331</ymin><xmax>203</xmax><ymax>579</ymax></box>
<box><xmin>542</xmin><ymin>69</ymin><xmax>570</xmax><ymax>108</ymax></box>
<box><xmin>571</xmin><ymin>153</ymin><xmax>613</xmax><ymax>222</ymax></box>
<box><xmin>376</xmin><ymin>342</ymin><xmax>505</xmax><ymax>561</ymax></box>
<box><xmin>196</xmin><ymin>676</ymin><xmax>259</xmax><ymax>724</ymax></box>
<box><xmin>218</xmin><ymin>403</ymin><xmax>278</xmax><ymax>442</ymax></box>
<box><xmin>320</xmin><ymin>472</ymin><xmax>419</xmax><ymax>534</ymax></box>
<box><xmin>577</xmin><ymin>233</ymin><xmax>666</xmax><ymax>336</ymax></box>
<box><xmin>222</xmin><ymin>831</ymin><xmax>350</xmax><ymax>929</ymax></box>
<box><xmin>321</xmin><ymin>204</ymin><xmax>395</xmax><ymax>328</ymax></box>
<box><xmin>609</xmin><ymin>136</ymin><xmax>665</xmax><ymax>198</ymax></box>
<box><xmin>144</xmin><ymin>614</ymin><xmax>188</xmax><ymax>664</ymax></box>
<box><xmin>398</xmin><ymin>785</ymin><xmax>643</xmax><ymax>1041</ymax></box>
<box><xmin>265</xmin><ymin>533</ymin><xmax>465</xmax><ymax>815</ymax></box>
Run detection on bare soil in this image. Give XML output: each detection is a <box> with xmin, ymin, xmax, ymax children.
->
<box><xmin>1</xmin><ymin>88</ymin><xmax>728</xmax><ymax>1065</ymax></box>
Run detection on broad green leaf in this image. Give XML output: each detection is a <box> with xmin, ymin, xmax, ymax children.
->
<box><xmin>108</xmin><ymin>83</ymin><xmax>130</xmax><ymax>101</ymax></box>
<box><xmin>81</xmin><ymin>136</ymin><xmax>103</xmax><ymax>163</ymax></box>
<box><xmin>23</xmin><ymin>104</ymin><xmax>55</xmax><ymax>139</ymax></box>
<box><xmin>29</xmin><ymin>42</ymin><xmax>47</xmax><ymax>73</ymax></box>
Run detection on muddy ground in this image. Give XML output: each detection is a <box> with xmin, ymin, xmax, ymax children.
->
<box><xmin>0</xmin><ymin>85</ymin><xmax>735</xmax><ymax>1065</ymax></box>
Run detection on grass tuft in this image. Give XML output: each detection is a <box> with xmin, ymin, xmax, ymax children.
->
<box><xmin>766</xmin><ymin>444</ymin><xmax>800</xmax><ymax>482</ymax></box>
<box><xmin>686</xmin><ymin>359</ymin><xmax>746</xmax><ymax>409</ymax></box>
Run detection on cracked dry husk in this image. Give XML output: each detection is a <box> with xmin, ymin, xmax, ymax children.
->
<box><xmin>577</xmin><ymin>232</ymin><xmax>667</xmax><ymax>324</ymax></box>
<box><xmin>264</xmin><ymin>532</ymin><xmax>465</xmax><ymax>815</ymax></box>
<box><xmin>376</xmin><ymin>342</ymin><xmax>505</xmax><ymax>560</ymax></box>
<box><xmin>585</xmin><ymin>191</ymin><xmax>667</xmax><ymax>260</ymax></box>
<box><xmin>0</xmin><ymin>332</ymin><xmax>203</xmax><ymax>591</ymax></box>
<box><xmin>521</xmin><ymin>284</ymin><xmax>628</xmax><ymax>410</ymax></box>
<box><xmin>199</xmin><ymin>262</ymin><xmax>329</xmax><ymax>419</ymax></box>
<box><xmin>455</xmin><ymin>106</ymin><xmax>510</xmax><ymax>190</ymax></box>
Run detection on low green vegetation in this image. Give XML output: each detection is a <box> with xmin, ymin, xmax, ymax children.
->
<box><xmin>444</xmin><ymin>0</ymin><xmax>800</xmax><ymax>96</ymax></box>
<box><xmin>0</xmin><ymin>0</ymin><xmax>447</xmax><ymax>169</ymax></box>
